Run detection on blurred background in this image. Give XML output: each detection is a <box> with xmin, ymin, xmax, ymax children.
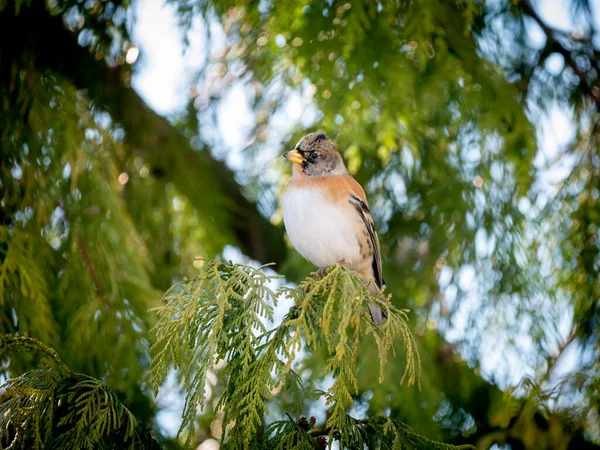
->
<box><xmin>1</xmin><ymin>0</ymin><xmax>600</xmax><ymax>448</ymax></box>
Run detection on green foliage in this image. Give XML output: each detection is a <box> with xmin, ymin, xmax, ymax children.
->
<box><xmin>0</xmin><ymin>226</ymin><xmax>57</xmax><ymax>346</ymax></box>
<box><xmin>151</xmin><ymin>260</ymin><xmax>469</xmax><ymax>449</ymax></box>
<box><xmin>151</xmin><ymin>260</ymin><xmax>282</xmax><ymax>447</ymax></box>
<box><xmin>264</xmin><ymin>414</ymin><xmax>476</xmax><ymax>449</ymax></box>
<box><xmin>0</xmin><ymin>65</ymin><xmax>159</xmax><ymax>397</ymax></box>
<box><xmin>283</xmin><ymin>265</ymin><xmax>421</xmax><ymax>431</ymax></box>
<box><xmin>264</xmin><ymin>416</ymin><xmax>321</xmax><ymax>450</ymax></box>
<box><xmin>0</xmin><ymin>335</ymin><xmax>147</xmax><ymax>450</ymax></box>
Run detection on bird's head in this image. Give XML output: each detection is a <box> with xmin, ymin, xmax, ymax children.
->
<box><xmin>283</xmin><ymin>132</ymin><xmax>347</xmax><ymax>176</ymax></box>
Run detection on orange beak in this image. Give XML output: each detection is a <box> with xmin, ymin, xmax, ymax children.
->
<box><xmin>283</xmin><ymin>149</ymin><xmax>304</xmax><ymax>164</ymax></box>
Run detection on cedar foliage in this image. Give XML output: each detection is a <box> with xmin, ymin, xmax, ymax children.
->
<box><xmin>0</xmin><ymin>335</ymin><xmax>149</xmax><ymax>450</ymax></box>
<box><xmin>150</xmin><ymin>260</ymin><xmax>471</xmax><ymax>449</ymax></box>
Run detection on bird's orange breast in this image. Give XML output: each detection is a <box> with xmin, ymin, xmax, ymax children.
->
<box><xmin>286</xmin><ymin>171</ymin><xmax>368</xmax><ymax>206</ymax></box>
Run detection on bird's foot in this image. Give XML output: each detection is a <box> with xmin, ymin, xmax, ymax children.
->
<box><xmin>315</xmin><ymin>266</ymin><xmax>330</xmax><ymax>278</ymax></box>
<box><xmin>316</xmin><ymin>259</ymin><xmax>348</xmax><ymax>278</ymax></box>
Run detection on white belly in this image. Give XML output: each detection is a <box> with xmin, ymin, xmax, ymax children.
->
<box><xmin>281</xmin><ymin>187</ymin><xmax>361</xmax><ymax>268</ymax></box>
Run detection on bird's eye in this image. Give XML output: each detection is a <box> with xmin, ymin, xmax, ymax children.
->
<box><xmin>309</xmin><ymin>151</ymin><xmax>318</xmax><ymax>161</ymax></box>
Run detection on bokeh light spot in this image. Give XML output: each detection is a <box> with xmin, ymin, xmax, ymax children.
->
<box><xmin>125</xmin><ymin>46</ymin><xmax>139</xmax><ymax>64</ymax></box>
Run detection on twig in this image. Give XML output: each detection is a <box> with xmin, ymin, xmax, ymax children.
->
<box><xmin>520</xmin><ymin>0</ymin><xmax>600</xmax><ymax>108</ymax></box>
<box><xmin>309</xmin><ymin>427</ymin><xmax>331</xmax><ymax>437</ymax></box>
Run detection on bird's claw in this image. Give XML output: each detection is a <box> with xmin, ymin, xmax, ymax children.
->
<box><xmin>316</xmin><ymin>266</ymin><xmax>329</xmax><ymax>278</ymax></box>
<box><xmin>316</xmin><ymin>259</ymin><xmax>347</xmax><ymax>278</ymax></box>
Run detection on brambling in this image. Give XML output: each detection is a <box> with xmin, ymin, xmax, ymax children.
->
<box><xmin>281</xmin><ymin>132</ymin><xmax>387</xmax><ymax>326</ymax></box>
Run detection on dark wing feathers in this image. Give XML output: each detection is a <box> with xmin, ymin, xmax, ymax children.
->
<box><xmin>349</xmin><ymin>194</ymin><xmax>384</xmax><ymax>289</ymax></box>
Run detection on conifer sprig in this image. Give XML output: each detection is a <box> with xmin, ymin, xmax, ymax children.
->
<box><xmin>0</xmin><ymin>335</ymin><xmax>145</xmax><ymax>450</ymax></box>
<box><xmin>149</xmin><ymin>261</ymin><xmax>467</xmax><ymax>450</ymax></box>
<box><xmin>284</xmin><ymin>265</ymin><xmax>421</xmax><ymax>432</ymax></box>
<box><xmin>265</xmin><ymin>414</ymin><xmax>476</xmax><ymax>449</ymax></box>
<box><xmin>150</xmin><ymin>260</ymin><xmax>283</xmax><ymax>447</ymax></box>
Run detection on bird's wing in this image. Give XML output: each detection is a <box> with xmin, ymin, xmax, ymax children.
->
<box><xmin>343</xmin><ymin>177</ymin><xmax>384</xmax><ymax>290</ymax></box>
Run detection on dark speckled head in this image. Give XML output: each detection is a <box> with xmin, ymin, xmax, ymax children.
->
<box><xmin>284</xmin><ymin>132</ymin><xmax>348</xmax><ymax>176</ymax></box>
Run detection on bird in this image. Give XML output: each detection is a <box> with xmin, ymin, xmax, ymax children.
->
<box><xmin>281</xmin><ymin>132</ymin><xmax>387</xmax><ymax>325</ymax></box>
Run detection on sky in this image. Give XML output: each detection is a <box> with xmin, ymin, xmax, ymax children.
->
<box><xmin>131</xmin><ymin>0</ymin><xmax>190</xmax><ymax>115</ymax></box>
<box><xmin>129</xmin><ymin>0</ymin><xmax>590</xmax><ymax>441</ymax></box>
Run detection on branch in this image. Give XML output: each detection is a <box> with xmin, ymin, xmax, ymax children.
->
<box><xmin>520</xmin><ymin>0</ymin><xmax>600</xmax><ymax>108</ymax></box>
<box><xmin>309</xmin><ymin>426</ymin><xmax>331</xmax><ymax>437</ymax></box>
<box><xmin>0</xmin><ymin>2</ymin><xmax>287</xmax><ymax>266</ymax></box>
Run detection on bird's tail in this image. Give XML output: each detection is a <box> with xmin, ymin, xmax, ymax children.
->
<box><xmin>367</xmin><ymin>281</ymin><xmax>388</xmax><ymax>327</ymax></box>
<box><xmin>367</xmin><ymin>303</ymin><xmax>387</xmax><ymax>326</ymax></box>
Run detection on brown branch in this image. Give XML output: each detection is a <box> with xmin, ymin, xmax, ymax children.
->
<box><xmin>309</xmin><ymin>427</ymin><xmax>331</xmax><ymax>437</ymax></box>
